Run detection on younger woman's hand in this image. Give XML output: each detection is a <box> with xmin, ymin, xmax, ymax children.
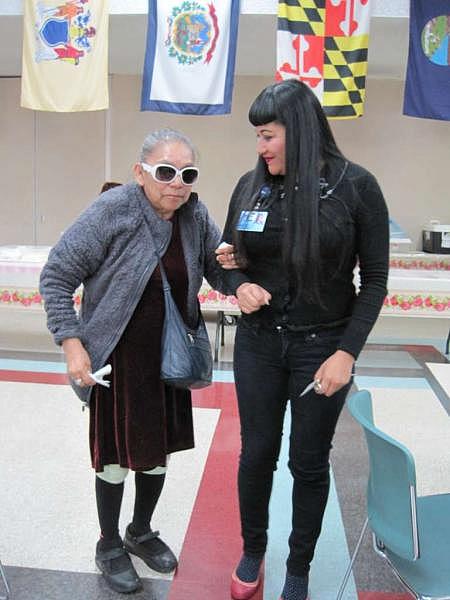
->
<box><xmin>236</xmin><ymin>282</ymin><xmax>271</xmax><ymax>314</ymax></box>
<box><xmin>313</xmin><ymin>350</ymin><xmax>355</xmax><ymax>397</ymax></box>
<box><xmin>215</xmin><ymin>243</ymin><xmax>238</xmax><ymax>270</ymax></box>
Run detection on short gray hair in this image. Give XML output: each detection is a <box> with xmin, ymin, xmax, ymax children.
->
<box><xmin>139</xmin><ymin>128</ymin><xmax>198</xmax><ymax>163</ymax></box>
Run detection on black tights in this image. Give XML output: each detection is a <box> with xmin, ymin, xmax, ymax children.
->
<box><xmin>95</xmin><ymin>472</ymin><xmax>166</xmax><ymax>543</ymax></box>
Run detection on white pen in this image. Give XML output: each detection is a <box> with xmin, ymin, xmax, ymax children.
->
<box><xmin>299</xmin><ymin>380</ymin><xmax>316</xmax><ymax>397</ymax></box>
<box><xmin>88</xmin><ymin>364</ymin><xmax>112</xmax><ymax>388</ymax></box>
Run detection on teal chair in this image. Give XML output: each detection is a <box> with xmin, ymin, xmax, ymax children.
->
<box><xmin>337</xmin><ymin>389</ymin><xmax>450</xmax><ymax>600</ymax></box>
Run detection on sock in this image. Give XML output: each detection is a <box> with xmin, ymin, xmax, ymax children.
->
<box><xmin>235</xmin><ymin>554</ymin><xmax>263</xmax><ymax>583</ymax></box>
<box><xmin>95</xmin><ymin>476</ymin><xmax>124</xmax><ymax>547</ymax></box>
<box><xmin>281</xmin><ymin>572</ymin><xmax>309</xmax><ymax>600</ymax></box>
<box><xmin>130</xmin><ymin>471</ymin><xmax>165</xmax><ymax>535</ymax></box>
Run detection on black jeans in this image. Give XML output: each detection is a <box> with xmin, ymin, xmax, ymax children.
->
<box><xmin>234</xmin><ymin>320</ymin><xmax>352</xmax><ymax>576</ymax></box>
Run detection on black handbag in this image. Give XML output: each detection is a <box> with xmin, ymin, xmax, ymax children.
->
<box><xmin>158</xmin><ymin>258</ymin><xmax>213</xmax><ymax>390</ymax></box>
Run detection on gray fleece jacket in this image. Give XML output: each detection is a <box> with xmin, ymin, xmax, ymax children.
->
<box><xmin>39</xmin><ymin>182</ymin><xmax>223</xmax><ymax>405</ymax></box>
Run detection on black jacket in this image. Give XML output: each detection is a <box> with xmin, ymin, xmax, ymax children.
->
<box><xmin>221</xmin><ymin>160</ymin><xmax>389</xmax><ymax>359</ymax></box>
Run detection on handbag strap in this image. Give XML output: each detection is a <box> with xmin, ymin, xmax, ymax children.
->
<box><xmin>155</xmin><ymin>254</ymin><xmax>171</xmax><ymax>293</ymax></box>
<box><xmin>145</xmin><ymin>221</ymin><xmax>172</xmax><ymax>293</ymax></box>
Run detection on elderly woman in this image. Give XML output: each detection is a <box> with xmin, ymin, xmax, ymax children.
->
<box><xmin>40</xmin><ymin>128</ymin><xmax>224</xmax><ymax>594</ymax></box>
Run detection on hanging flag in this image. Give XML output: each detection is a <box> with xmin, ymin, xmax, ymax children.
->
<box><xmin>141</xmin><ymin>0</ymin><xmax>240</xmax><ymax>115</ymax></box>
<box><xmin>276</xmin><ymin>0</ymin><xmax>372</xmax><ymax>119</ymax></box>
<box><xmin>21</xmin><ymin>0</ymin><xmax>109</xmax><ymax>112</ymax></box>
<box><xmin>403</xmin><ymin>1</ymin><xmax>450</xmax><ymax>121</ymax></box>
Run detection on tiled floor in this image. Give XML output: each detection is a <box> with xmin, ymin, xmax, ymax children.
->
<box><xmin>0</xmin><ymin>312</ymin><xmax>449</xmax><ymax>600</ymax></box>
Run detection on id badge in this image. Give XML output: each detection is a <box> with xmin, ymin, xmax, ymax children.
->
<box><xmin>236</xmin><ymin>210</ymin><xmax>268</xmax><ymax>232</ymax></box>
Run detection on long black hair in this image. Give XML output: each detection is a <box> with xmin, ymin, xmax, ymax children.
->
<box><xmin>234</xmin><ymin>79</ymin><xmax>346</xmax><ymax>305</ymax></box>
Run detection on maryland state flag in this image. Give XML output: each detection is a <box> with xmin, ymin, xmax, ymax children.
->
<box><xmin>403</xmin><ymin>0</ymin><xmax>450</xmax><ymax>121</ymax></box>
<box><xmin>21</xmin><ymin>0</ymin><xmax>109</xmax><ymax>112</ymax></box>
<box><xmin>276</xmin><ymin>0</ymin><xmax>371</xmax><ymax>119</ymax></box>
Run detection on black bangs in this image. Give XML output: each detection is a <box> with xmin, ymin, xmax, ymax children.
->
<box><xmin>248</xmin><ymin>87</ymin><xmax>277</xmax><ymax>126</ymax></box>
<box><xmin>248</xmin><ymin>80</ymin><xmax>302</xmax><ymax>127</ymax></box>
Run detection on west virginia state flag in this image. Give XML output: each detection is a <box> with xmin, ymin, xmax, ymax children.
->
<box><xmin>403</xmin><ymin>0</ymin><xmax>450</xmax><ymax>121</ymax></box>
<box><xmin>141</xmin><ymin>0</ymin><xmax>240</xmax><ymax>115</ymax></box>
<box><xmin>21</xmin><ymin>0</ymin><xmax>109</xmax><ymax>112</ymax></box>
<box><xmin>276</xmin><ymin>0</ymin><xmax>372</xmax><ymax>119</ymax></box>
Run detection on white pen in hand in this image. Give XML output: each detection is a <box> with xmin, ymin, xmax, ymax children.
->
<box><xmin>88</xmin><ymin>364</ymin><xmax>112</xmax><ymax>388</ymax></box>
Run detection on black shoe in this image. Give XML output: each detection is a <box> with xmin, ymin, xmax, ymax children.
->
<box><xmin>95</xmin><ymin>541</ymin><xmax>142</xmax><ymax>594</ymax></box>
<box><xmin>124</xmin><ymin>525</ymin><xmax>178</xmax><ymax>574</ymax></box>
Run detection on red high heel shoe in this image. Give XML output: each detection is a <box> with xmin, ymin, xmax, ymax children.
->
<box><xmin>230</xmin><ymin>568</ymin><xmax>261</xmax><ymax>600</ymax></box>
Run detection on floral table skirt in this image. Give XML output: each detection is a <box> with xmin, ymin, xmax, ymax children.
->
<box><xmin>1</xmin><ymin>247</ymin><xmax>449</xmax><ymax>317</ymax></box>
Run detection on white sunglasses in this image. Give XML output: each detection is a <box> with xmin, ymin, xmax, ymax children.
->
<box><xmin>140</xmin><ymin>162</ymin><xmax>199</xmax><ymax>186</ymax></box>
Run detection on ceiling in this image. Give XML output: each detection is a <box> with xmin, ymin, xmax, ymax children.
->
<box><xmin>0</xmin><ymin>13</ymin><xmax>409</xmax><ymax>80</ymax></box>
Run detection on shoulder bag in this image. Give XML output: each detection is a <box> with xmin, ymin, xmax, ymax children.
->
<box><xmin>157</xmin><ymin>258</ymin><xmax>213</xmax><ymax>390</ymax></box>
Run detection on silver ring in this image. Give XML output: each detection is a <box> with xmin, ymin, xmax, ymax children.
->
<box><xmin>74</xmin><ymin>378</ymin><xmax>83</xmax><ymax>386</ymax></box>
<box><xmin>313</xmin><ymin>380</ymin><xmax>322</xmax><ymax>393</ymax></box>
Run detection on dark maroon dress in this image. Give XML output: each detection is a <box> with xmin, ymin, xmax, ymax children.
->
<box><xmin>89</xmin><ymin>215</ymin><xmax>195</xmax><ymax>472</ymax></box>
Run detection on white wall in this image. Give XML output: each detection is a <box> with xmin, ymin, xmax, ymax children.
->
<box><xmin>0</xmin><ymin>74</ymin><xmax>449</xmax><ymax>247</ymax></box>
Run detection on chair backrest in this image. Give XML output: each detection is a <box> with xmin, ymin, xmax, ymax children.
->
<box><xmin>347</xmin><ymin>390</ymin><xmax>419</xmax><ymax>560</ymax></box>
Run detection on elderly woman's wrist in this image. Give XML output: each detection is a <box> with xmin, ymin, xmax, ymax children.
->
<box><xmin>62</xmin><ymin>337</ymin><xmax>83</xmax><ymax>350</ymax></box>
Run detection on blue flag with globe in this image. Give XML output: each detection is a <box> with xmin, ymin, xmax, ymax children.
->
<box><xmin>403</xmin><ymin>0</ymin><xmax>450</xmax><ymax>120</ymax></box>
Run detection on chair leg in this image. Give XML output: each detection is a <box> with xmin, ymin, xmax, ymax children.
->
<box><xmin>0</xmin><ymin>559</ymin><xmax>10</xmax><ymax>600</ymax></box>
<box><xmin>336</xmin><ymin>517</ymin><xmax>368</xmax><ymax>600</ymax></box>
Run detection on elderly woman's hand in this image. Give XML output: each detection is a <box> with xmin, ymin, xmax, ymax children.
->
<box><xmin>215</xmin><ymin>242</ymin><xmax>238</xmax><ymax>270</ymax></box>
<box><xmin>62</xmin><ymin>338</ymin><xmax>96</xmax><ymax>388</ymax></box>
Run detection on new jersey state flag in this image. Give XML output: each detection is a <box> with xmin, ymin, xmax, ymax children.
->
<box><xmin>403</xmin><ymin>0</ymin><xmax>450</xmax><ymax>121</ymax></box>
<box><xmin>276</xmin><ymin>0</ymin><xmax>372</xmax><ymax>119</ymax></box>
<box><xmin>21</xmin><ymin>0</ymin><xmax>109</xmax><ymax>112</ymax></box>
<box><xmin>141</xmin><ymin>0</ymin><xmax>240</xmax><ymax>115</ymax></box>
